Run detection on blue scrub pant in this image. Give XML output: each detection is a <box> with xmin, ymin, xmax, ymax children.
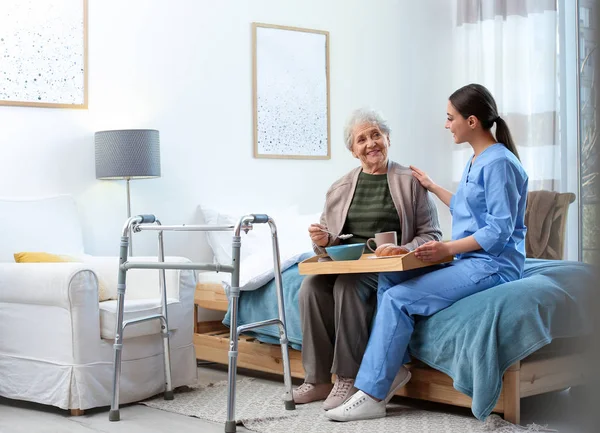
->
<box><xmin>354</xmin><ymin>259</ymin><xmax>502</xmax><ymax>399</ymax></box>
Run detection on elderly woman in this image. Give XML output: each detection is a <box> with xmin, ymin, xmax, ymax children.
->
<box><xmin>293</xmin><ymin>108</ymin><xmax>442</xmax><ymax>410</ymax></box>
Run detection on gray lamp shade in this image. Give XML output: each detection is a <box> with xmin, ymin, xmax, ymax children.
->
<box><xmin>95</xmin><ymin>129</ymin><xmax>161</xmax><ymax>179</ymax></box>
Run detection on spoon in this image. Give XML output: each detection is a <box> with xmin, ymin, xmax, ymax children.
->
<box><xmin>320</xmin><ymin>228</ymin><xmax>354</xmax><ymax>240</ymax></box>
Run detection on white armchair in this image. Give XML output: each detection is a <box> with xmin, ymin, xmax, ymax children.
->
<box><xmin>0</xmin><ymin>195</ymin><xmax>197</xmax><ymax>413</ymax></box>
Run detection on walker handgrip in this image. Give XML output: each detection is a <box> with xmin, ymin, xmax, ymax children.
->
<box><xmin>251</xmin><ymin>214</ymin><xmax>269</xmax><ymax>224</ymax></box>
<box><xmin>138</xmin><ymin>214</ymin><xmax>156</xmax><ymax>223</ymax></box>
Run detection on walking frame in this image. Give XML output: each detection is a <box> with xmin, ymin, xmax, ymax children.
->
<box><xmin>108</xmin><ymin>213</ymin><xmax>296</xmax><ymax>432</ymax></box>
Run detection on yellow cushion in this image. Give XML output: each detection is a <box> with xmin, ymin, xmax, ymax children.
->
<box><xmin>14</xmin><ymin>252</ymin><xmax>76</xmax><ymax>263</ymax></box>
<box><xmin>14</xmin><ymin>252</ymin><xmax>112</xmax><ymax>301</ymax></box>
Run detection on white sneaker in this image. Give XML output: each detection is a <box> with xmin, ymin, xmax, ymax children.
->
<box><xmin>324</xmin><ymin>390</ymin><xmax>386</xmax><ymax>422</ymax></box>
<box><xmin>384</xmin><ymin>366</ymin><xmax>412</xmax><ymax>403</ymax></box>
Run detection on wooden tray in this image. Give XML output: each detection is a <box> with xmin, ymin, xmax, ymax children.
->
<box><xmin>298</xmin><ymin>251</ymin><xmax>453</xmax><ymax>275</ymax></box>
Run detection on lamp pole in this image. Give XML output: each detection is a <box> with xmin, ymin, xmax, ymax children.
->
<box><xmin>126</xmin><ymin>178</ymin><xmax>133</xmax><ymax>255</ymax></box>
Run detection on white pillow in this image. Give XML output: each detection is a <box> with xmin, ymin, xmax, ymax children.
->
<box><xmin>199</xmin><ymin>205</ymin><xmax>300</xmax><ymax>265</ymax></box>
<box><xmin>276</xmin><ymin>211</ymin><xmax>322</xmax><ymax>257</ymax></box>
<box><xmin>227</xmin><ymin>211</ymin><xmax>321</xmax><ymax>292</ymax></box>
<box><xmin>198</xmin><ymin>205</ymin><xmax>321</xmax><ymax>291</ymax></box>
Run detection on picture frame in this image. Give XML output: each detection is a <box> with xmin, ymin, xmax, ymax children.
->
<box><xmin>0</xmin><ymin>0</ymin><xmax>88</xmax><ymax>109</ymax></box>
<box><xmin>252</xmin><ymin>22</ymin><xmax>330</xmax><ymax>159</ymax></box>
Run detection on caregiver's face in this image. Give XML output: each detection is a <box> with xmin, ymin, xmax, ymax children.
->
<box><xmin>445</xmin><ymin>101</ymin><xmax>471</xmax><ymax>144</ymax></box>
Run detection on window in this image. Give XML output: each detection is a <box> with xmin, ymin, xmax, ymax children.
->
<box><xmin>579</xmin><ymin>0</ymin><xmax>598</xmax><ymax>264</ymax></box>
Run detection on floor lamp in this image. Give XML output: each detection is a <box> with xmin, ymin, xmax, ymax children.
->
<box><xmin>95</xmin><ymin>129</ymin><xmax>161</xmax><ymax>255</ymax></box>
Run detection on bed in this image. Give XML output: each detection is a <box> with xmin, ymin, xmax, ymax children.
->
<box><xmin>193</xmin><ymin>192</ymin><xmax>593</xmax><ymax>425</ymax></box>
<box><xmin>194</xmin><ymin>259</ymin><xmax>593</xmax><ymax>425</ymax></box>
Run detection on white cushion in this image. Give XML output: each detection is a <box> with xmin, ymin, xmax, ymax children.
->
<box><xmin>198</xmin><ymin>205</ymin><xmax>320</xmax><ymax>291</ymax></box>
<box><xmin>199</xmin><ymin>205</ymin><xmax>300</xmax><ymax>265</ymax></box>
<box><xmin>99</xmin><ymin>298</ymin><xmax>182</xmax><ymax>339</ymax></box>
<box><xmin>0</xmin><ymin>195</ymin><xmax>84</xmax><ymax>263</ymax></box>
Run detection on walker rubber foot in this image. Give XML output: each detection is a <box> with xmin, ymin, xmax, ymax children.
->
<box><xmin>225</xmin><ymin>420</ymin><xmax>237</xmax><ymax>432</ymax></box>
<box><xmin>284</xmin><ymin>400</ymin><xmax>296</xmax><ymax>410</ymax></box>
<box><xmin>108</xmin><ymin>410</ymin><xmax>120</xmax><ymax>422</ymax></box>
<box><xmin>164</xmin><ymin>390</ymin><xmax>174</xmax><ymax>400</ymax></box>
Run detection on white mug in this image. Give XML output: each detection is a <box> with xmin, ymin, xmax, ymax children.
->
<box><xmin>366</xmin><ymin>231</ymin><xmax>398</xmax><ymax>252</ymax></box>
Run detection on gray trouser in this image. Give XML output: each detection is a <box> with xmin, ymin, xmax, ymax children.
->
<box><xmin>298</xmin><ymin>273</ymin><xmax>378</xmax><ymax>384</ymax></box>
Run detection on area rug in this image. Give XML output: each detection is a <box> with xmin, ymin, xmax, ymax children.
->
<box><xmin>141</xmin><ymin>378</ymin><xmax>557</xmax><ymax>433</ymax></box>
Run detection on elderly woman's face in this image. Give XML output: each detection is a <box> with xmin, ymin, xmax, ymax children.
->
<box><xmin>350</xmin><ymin>123</ymin><xmax>390</xmax><ymax>172</ymax></box>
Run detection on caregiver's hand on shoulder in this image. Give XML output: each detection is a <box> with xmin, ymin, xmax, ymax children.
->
<box><xmin>414</xmin><ymin>241</ymin><xmax>451</xmax><ymax>262</ymax></box>
<box><xmin>308</xmin><ymin>223</ymin><xmax>329</xmax><ymax>247</ymax></box>
<box><xmin>410</xmin><ymin>165</ymin><xmax>436</xmax><ymax>191</ymax></box>
<box><xmin>375</xmin><ymin>243</ymin><xmax>409</xmax><ymax>257</ymax></box>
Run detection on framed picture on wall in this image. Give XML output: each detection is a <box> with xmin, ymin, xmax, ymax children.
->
<box><xmin>0</xmin><ymin>0</ymin><xmax>88</xmax><ymax>109</ymax></box>
<box><xmin>252</xmin><ymin>23</ymin><xmax>330</xmax><ymax>159</ymax></box>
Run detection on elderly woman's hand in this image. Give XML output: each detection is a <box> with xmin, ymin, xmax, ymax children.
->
<box><xmin>308</xmin><ymin>223</ymin><xmax>330</xmax><ymax>247</ymax></box>
<box><xmin>374</xmin><ymin>243</ymin><xmax>409</xmax><ymax>257</ymax></box>
<box><xmin>414</xmin><ymin>241</ymin><xmax>451</xmax><ymax>262</ymax></box>
<box><xmin>410</xmin><ymin>165</ymin><xmax>436</xmax><ymax>191</ymax></box>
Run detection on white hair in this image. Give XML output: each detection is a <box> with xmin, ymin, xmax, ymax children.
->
<box><xmin>343</xmin><ymin>108</ymin><xmax>391</xmax><ymax>151</ymax></box>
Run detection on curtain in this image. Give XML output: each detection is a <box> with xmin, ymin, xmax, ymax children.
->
<box><xmin>451</xmin><ymin>0</ymin><xmax>559</xmax><ymax>191</ymax></box>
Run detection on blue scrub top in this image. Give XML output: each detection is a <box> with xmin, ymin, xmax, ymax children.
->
<box><xmin>450</xmin><ymin>143</ymin><xmax>529</xmax><ymax>283</ymax></box>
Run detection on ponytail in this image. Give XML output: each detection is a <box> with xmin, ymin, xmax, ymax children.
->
<box><xmin>495</xmin><ymin>117</ymin><xmax>520</xmax><ymax>161</ymax></box>
<box><xmin>450</xmin><ymin>84</ymin><xmax>521</xmax><ymax>160</ymax></box>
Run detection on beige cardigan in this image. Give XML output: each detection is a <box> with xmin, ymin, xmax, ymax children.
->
<box><xmin>313</xmin><ymin>161</ymin><xmax>442</xmax><ymax>255</ymax></box>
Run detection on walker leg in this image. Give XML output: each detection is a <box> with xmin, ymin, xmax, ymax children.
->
<box><xmin>226</xmin><ymin>299</ymin><xmax>240</xmax><ymax>432</ymax></box>
<box><xmin>162</xmin><ymin>326</ymin><xmax>174</xmax><ymax>400</ymax></box>
<box><xmin>225</xmin><ymin>234</ymin><xmax>242</xmax><ymax>432</ymax></box>
<box><xmin>279</xmin><ymin>326</ymin><xmax>295</xmax><ymax>410</ymax></box>
<box><xmin>270</xmin><ymin>228</ymin><xmax>295</xmax><ymax>410</ymax></box>
<box><xmin>157</xmin><ymin>229</ymin><xmax>174</xmax><ymax>400</ymax></box>
<box><xmin>109</xmin><ymin>235</ymin><xmax>130</xmax><ymax>421</ymax></box>
<box><xmin>225</xmin><ymin>420</ymin><xmax>237</xmax><ymax>433</ymax></box>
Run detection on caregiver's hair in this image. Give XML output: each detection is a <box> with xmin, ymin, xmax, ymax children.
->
<box><xmin>449</xmin><ymin>84</ymin><xmax>520</xmax><ymax>160</ymax></box>
<box><xmin>344</xmin><ymin>108</ymin><xmax>391</xmax><ymax>151</ymax></box>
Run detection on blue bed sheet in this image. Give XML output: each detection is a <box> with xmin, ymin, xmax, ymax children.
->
<box><xmin>222</xmin><ymin>258</ymin><xmax>595</xmax><ymax>420</ymax></box>
<box><xmin>223</xmin><ymin>264</ymin><xmax>305</xmax><ymax>350</ymax></box>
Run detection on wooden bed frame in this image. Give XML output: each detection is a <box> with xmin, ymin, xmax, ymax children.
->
<box><xmin>193</xmin><ymin>281</ymin><xmax>586</xmax><ymax>425</ymax></box>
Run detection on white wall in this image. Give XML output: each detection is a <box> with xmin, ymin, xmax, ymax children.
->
<box><xmin>0</xmin><ymin>0</ymin><xmax>454</xmax><ymax>261</ymax></box>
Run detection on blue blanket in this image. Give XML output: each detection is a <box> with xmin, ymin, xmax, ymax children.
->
<box><xmin>223</xmin><ymin>259</ymin><xmax>595</xmax><ymax>420</ymax></box>
<box><xmin>223</xmin><ymin>264</ymin><xmax>305</xmax><ymax>350</ymax></box>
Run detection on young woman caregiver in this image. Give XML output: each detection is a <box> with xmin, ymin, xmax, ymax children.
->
<box><xmin>326</xmin><ymin>83</ymin><xmax>529</xmax><ymax>421</ymax></box>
